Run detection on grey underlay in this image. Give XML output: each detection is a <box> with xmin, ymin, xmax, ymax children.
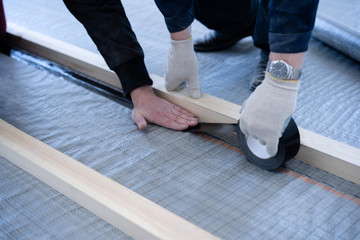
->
<box><xmin>1</xmin><ymin>0</ymin><xmax>360</xmax><ymax>239</ymax></box>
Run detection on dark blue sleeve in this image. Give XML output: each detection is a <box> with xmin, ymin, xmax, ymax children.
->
<box><xmin>268</xmin><ymin>0</ymin><xmax>319</xmax><ymax>53</ymax></box>
<box><xmin>154</xmin><ymin>0</ymin><xmax>195</xmax><ymax>33</ymax></box>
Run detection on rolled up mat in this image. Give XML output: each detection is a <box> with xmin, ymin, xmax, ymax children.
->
<box><xmin>0</xmin><ymin>0</ymin><xmax>5</xmax><ymax>40</ymax></box>
<box><xmin>312</xmin><ymin>14</ymin><xmax>360</xmax><ymax>63</ymax></box>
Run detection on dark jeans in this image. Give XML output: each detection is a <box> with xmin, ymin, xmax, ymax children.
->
<box><xmin>154</xmin><ymin>0</ymin><xmax>319</xmax><ymax>53</ymax></box>
<box><xmin>154</xmin><ymin>0</ymin><xmax>258</xmax><ymax>36</ymax></box>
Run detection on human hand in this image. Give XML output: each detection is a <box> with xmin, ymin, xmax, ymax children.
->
<box><xmin>165</xmin><ymin>37</ymin><xmax>201</xmax><ymax>98</ymax></box>
<box><xmin>130</xmin><ymin>85</ymin><xmax>198</xmax><ymax>130</ymax></box>
<box><xmin>239</xmin><ymin>72</ymin><xmax>299</xmax><ymax>156</ymax></box>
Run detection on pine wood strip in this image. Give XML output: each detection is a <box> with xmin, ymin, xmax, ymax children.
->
<box><xmin>5</xmin><ymin>22</ymin><xmax>360</xmax><ymax>185</ymax></box>
<box><xmin>0</xmin><ymin>119</ymin><xmax>220</xmax><ymax>240</ymax></box>
<box><xmin>297</xmin><ymin>128</ymin><xmax>360</xmax><ymax>185</ymax></box>
<box><xmin>5</xmin><ymin>22</ymin><xmax>239</xmax><ymax>124</ymax></box>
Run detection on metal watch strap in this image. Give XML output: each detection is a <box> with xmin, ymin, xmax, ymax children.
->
<box><xmin>266</xmin><ymin>60</ymin><xmax>302</xmax><ymax>80</ymax></box>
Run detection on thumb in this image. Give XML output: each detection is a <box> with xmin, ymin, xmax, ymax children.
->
<box><xmin>131</xmin><ymin>109</ymin><xmax>147</xmax><ymax>130</ymax></box>
<box><xmin>266</xmin><ymin>138</ymin><xmax>279</xmax><ymax>157</ymax></box>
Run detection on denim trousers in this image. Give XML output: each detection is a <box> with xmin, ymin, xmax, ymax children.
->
<box><xmin>154</xmin><ymin>0</ymin><xmax>319</xmax><ymax>53</ymax></box>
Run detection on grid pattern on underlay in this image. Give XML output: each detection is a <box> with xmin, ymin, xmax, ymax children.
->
<box><xmin>1</xmin><ymin>0</ymin><xmax>360</xmax><ymax>239</ymax></box>
<box><xmin>0</xmin><ymin>54</ymin><xmax>360</xmax><ymax>240</ymax></box>
<box><xmin>3</xmin><ymin>0</ymin><xmax>360</xmax><ymax>150</ymax></box>
<box><xmin>0</xmin><ymin>156</ymin><xmax>131</xmax><ymax>240</ymax></box>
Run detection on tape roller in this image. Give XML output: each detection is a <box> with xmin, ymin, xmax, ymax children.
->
<box><xmin>186</xmin><ymin>118</ymin><xmax>300</xmax><ymax>171</ymax></box>
<box><xmin>236</xmin><ymin>118</ymin><xmax>300</xmax><ymax>170</ymax></box>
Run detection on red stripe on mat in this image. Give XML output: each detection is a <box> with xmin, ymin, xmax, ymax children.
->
<box><xmin>198</xmin><ymin>133</ymin><xmax>360</xmax><ymax>206</ymax></box>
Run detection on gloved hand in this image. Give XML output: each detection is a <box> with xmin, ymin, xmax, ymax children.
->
<box><xmin>239</xmin><ymin>72</ymin><xmax>299</xmax><ymax>157</ymax></box>
<box><xmin>165</xmin><ymin>37</ymin><xmax>201</xmax><ymax>98</ymax></box>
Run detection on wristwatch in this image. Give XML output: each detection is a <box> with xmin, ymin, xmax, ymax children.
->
<box><xmin>266</xmin><ymin>60</ymin><xmax>302</xmax><ymax>80</ymax></box>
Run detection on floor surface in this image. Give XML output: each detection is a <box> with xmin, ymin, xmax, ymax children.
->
<box><xmin>1</xmin><ymin>0</ymin><xmax>360</xmax><ymax>239</ymax></box>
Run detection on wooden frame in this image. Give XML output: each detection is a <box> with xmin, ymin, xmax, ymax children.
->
<box><xmin>0</xmin><ymin>119</ymin><xmax>219</xmax><ymax>240</ymax></box>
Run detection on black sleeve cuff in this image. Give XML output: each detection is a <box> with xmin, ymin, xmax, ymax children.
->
<box><xmin>113</xmin><ymin>57</ymin><xmax>153</xmax><ymax>99</ymax></box>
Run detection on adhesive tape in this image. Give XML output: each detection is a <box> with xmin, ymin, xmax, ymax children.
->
<box><xmin>236</xmin><ymin>118</ymin><xmax>300</xmax><ymax>171</ymax></box>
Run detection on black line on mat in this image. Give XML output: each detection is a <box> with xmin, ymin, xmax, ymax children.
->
<box><xmin>8</xmin><ymin>48</ymin><xmax>242</xmax><ymax>148</ymax></box>
<box><xmin>9</xmin><ymin>49</ymin><xmax>134</xmax><ymax>109</ymax></box>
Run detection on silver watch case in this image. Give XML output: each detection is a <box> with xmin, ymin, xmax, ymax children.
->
<box><xmin>266</xmin><ymin>60</ymin><xmax>301</xmax><ymax>80</ymax></box>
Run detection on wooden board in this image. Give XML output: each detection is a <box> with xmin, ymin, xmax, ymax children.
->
<box><xmin>298</xmin><ymin>128</ymin><xmax>360</xmax><ymax>185</ymax></box>
<box><xmin>5</xmin><ymin>23</ymin><xmax>120</xmax><ymax>89</ymax></box>
<box><xmin>4</xmin><ymin>22</ymin><xmax>360</xmax><ymax>186</ymax></box>
<box><xmin>0</xmin><ymin>119</ymin><xmax>220</xmax><ymax>240</ymax></box>
<box><xmin>5</xmin><ymin>22</ymin><xmax>239</xmax><ymax>124</ymax></box>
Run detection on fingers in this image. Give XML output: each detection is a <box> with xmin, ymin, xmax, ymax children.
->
<box><xmin>165</xmin><ymin>38</ymin><xmax>201</xmax><ymax>98</ymax></box>
<box><xmin>240</xmin><ymin>117</ymin><xmax>279</xmax><ymax>156</ymax></box>
<box><xmin>174</xmin><ymin>81</ymin><xmax>187</xmax><ymax>90</ymax></box>
<box><xmin>170</xmin><ymin>105</ymin><xmax>198</xmax><ymax>126</ymax></box>
<box><xmin>189</xmin><ymin>87</ymin><xmax>201</xmax><ymax>99</ymax></box>
<box><xmin>173</xmin><ymin>105</ymin><xmax>195</xmax><ymax>118</ymax></box>
<box><xmin>165</xmin><ymin>76</ymin><xmax>201</xmax><ymax>99</ymax></box>
<box><xmin>164</xmin><ymin>76</ymin><xmax>186</xmax><ymax>91</ymax></box>
<box><xmin>131</xmin><ymin>89</ymin><xmax>198</xmax><ymax>131</ymax></box>
<box><xmin>158</xmin><ymin>103</ymin><xmax>198</xmax><ymax>130</ymax></box>
<box><xmin>239</xmin><ymin>118</ymin><xmax>249</xmax><ymax>137</ymax></box>
<box><xmin>131</xmin><ymin>109</ymin><xmax>147</xmax><ymax>130</ymax></box>
<box><xmin>259</xmin><ymin>139</ymin><xmax>266</xmax><ymax>145</ymax></box>
<box><xmin>187</xmin><ymin>76</ymin><xmax>201</xmax><ymax>99</ymax></box>
<box><xmin>156</xmin><ymin>104</ymin><xmax>197</xmax><ymax>130</ymax></box>
<box><xmin>266</xmin><ymin>138</ymin><xmax>279</xmax><ymax>157</ymax></box>
<box><xmin>164</xmin><ymin>51</ymin><xmax>186</xmax><ymax>91</ymax></box>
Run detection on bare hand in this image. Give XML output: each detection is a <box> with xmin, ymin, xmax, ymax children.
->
<box><xmin>130</xmin><ymin>85</ymin><xmax>198</xmax><ymax>130</ymax></box>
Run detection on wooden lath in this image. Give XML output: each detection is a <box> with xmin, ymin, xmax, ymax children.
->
<box><xmin>5</xmin><ymin>22</ymin><xmax>360</xmax><ymax>185</ymax></box>
<box><xmin>0</xmin><ymin>119</ymin><xmax>220</xmax><ymax>240</ymax></box>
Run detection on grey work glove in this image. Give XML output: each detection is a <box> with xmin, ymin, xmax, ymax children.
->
<box><xmin>239</xmin><ymin>72</ymin><xmax>299</xmax><ymax>157</ymax></box>
<box><xmin>165</xmin><ymin>37</ymin><xmax>201</xmax><ymax>98</ymax></box>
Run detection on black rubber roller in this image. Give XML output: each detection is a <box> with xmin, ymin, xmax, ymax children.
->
<box><xmin>236</xmin><ymin>118</ymin><xmax>300</xmax><ymax>171</ymax></box>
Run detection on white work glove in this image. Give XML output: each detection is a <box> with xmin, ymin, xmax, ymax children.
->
<box><xmin>165</xmin><ymin>37</ymin><xmax>201</xmax><ymax>98</ymax></box>
<box><xmin>239</xmin><ymin>72</ymin><xmax>299</xmax><ymax>157</ymax></box>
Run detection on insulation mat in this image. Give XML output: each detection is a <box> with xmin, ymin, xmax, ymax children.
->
<box><xmin>313</xmin><ymin>0</ymin><xmax>360</xmax><ymax>63</ymax></box>
<box><xmin>3</xmin><ymin>0</ymin><xmax>360</xmax><ymax>149</ymax></box>
<box><xmin>1</xmin><ymin>51</ymin><xmax>360</xmax><ymax>239</ymax></box>
<box><xmin>1</xmin><ymin>0</ymin><xmax>360</xmax><ymax>239</ymax></box>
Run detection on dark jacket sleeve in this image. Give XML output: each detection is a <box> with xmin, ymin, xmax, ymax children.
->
<box><xmin>0</xmin><ymin>0</ymin><xmax>6</xmax><ymax>40</ymax></box>
<box><xmin>63</xmin><ymin>0</ymin><xmax>153</xmax><ymax>98</ymax></box>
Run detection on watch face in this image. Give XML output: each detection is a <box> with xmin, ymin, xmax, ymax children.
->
<box><xmin>271</xmin><ymin>61</ymin><xmax>289</xmax><ymax>79</ymax></box>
